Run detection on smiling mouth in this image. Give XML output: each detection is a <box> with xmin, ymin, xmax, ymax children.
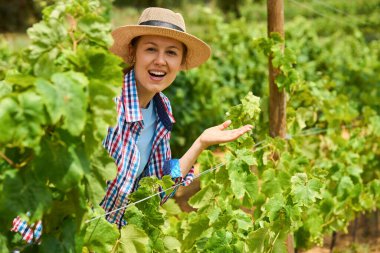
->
<box><xmin>149</xmin><ymin>70</ymin><xmax>166</xmax><ymax>78</ymax></box>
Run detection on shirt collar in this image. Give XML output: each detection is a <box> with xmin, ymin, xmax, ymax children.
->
<box><xmin>122</xmin><ymin>69</ymin><xmax>175</xmax><ymax>130</ymax></box>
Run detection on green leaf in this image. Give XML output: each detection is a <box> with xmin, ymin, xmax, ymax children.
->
<box><xmin>161</xmin><ymin>199</ymin><xmax>182</xmax><ymax>216</ymax></box>
<box><xmin>228</xmin><ymin>167</ymin><xmax>258</xmax><ymax>202</ymax></box>
<box><xmin>36</xmin><ymin>78</ymin><xmax>64</xmax><ymax>124</ymax></box>
<box><xmin>36</xmin><ymin>71</ymin><xmax>89</xmax><ymax>135</ymax></box>
<box><xmin>233</xmin><ymin>210</ymin><xmax>252</xmax><ymax>231</ymax></box>
<box><xmin>85</xmin><ymin>158</ymin><xmax>114</xmax><ymax>205</ymax></box>
<box><xmin>0</xmin><ymin>80</ymin><xmax>12</xmax><ymax>98</ymax></box>
<box><xmin>118</xmin><ymin>224</ymin><xmax>149</xmax><ymax>253</ymax></box>
<box><xmin>0</xmin><ymin>92</ymin><xmax>45</xmax><ymax>148</ymax></box>
<box><xmin>0</xmin><ymin>169</ymin><xmax>51</xmax><ymax>222</ymax></box>
<box><xmin>245</xmin><ymin>228</ymin><xmax>270</xmax><ymax>253</ymax></box>
<box><xmin>263</xmin><ymin>193</ymin><xmax>286</xmax><ymax>222</ymax></box>
<box><xmin>50</xmin><ymin>71</ymin><xmax>89</xmax><ymax>135</ymax></box>
<box><xmin>27</xmin><ymin>20</ymin><xmax>67</xmax><ymax>59</ymax></box>
<box><xmin>124</xmin><ymin>206</ymin><xmax>144</xmax><ymax>229</ymax></box>
<box><xmin>226</xmin><ymin>91</ymin><xmax>261</xmax><ymax>129</ymax></box>
<box><xmin>337</xmin><ymin>176</ymin><xmax>354</xmax><ymax>200</ymax></box>
<box><xmin>84</xmin><ymin>210</ymin><xmax>119</xmax><ymax>253</ymax></box>
<box><xmin>59</xmin><ymin>145</ymin><xmax>88</xmax><ymax>189</ymax></box>
<box><xmin>77</xmin><ymin>15</ymin><xmax>113</xmax><ymax>47</ymax></box>
<box><xmin>305</xmin><ymin>211</ymin><xmax>324</xmax><ymax>238</ymax></box>
<box><xmin>347</xmin><ymin>166</ymin><xmax>363</xmax><ymax>179</ymax></box>
<box><xmin>40</xmin><ymin>235</ymin><xmax>65</xmax><ymax>253</ymax></box>
<box><xmin>236</xmin><ymin>148</ymin><xmax>258</xmax><ymax>166</ymax></box>
<box><xmin>33</xmin><ymin>48</ymin><xmax>61</xmax><ymax>79</ymax></box>
<box><xmin>161</xmin><ymin>175</ymin><xmax>176</xmax><ymax>196</ymax></box>
<box><xmin>229</xmin><ymin>169</ymin><xmax>246</xmax><ymax>198</ymax></box>
<box><xmin>33</xmin><ymin>133</ymin><xmax>89</xmax><ymax>192</ymax></box>
<box><xmin>5</xmin><ymin>70</ymin><xmax>36</xmax><ymax>87</ymax></box>
<box><xmin>245</xmin><ymin>174</ymin><xmax>259</xmax><ymax>201</ymax></box>
<box><xmin>369</xmin><ymin>179</ymin><xmax>380</xmax><ymax>197</ymax></box>
<box><xmin>60</xmin><ymin>217</ymin><xmax>77</xmax><ymax>252</ymax></box>
<box><xmin>0</xmin><ymin>233</ymin><xmax>9</xmax><ymax>253</ymax></box>
<box><xmin>204</xmin><ymin>230</ymin><xmax>233</xmax><ymax>252</ymax></box>
<box><xmin>182</xmin><ymin>215</ymin><xmax>209</xmax><ymax>251</ymax></box>
<box><xmin>163</xmin><ymin>236</ymin><xmax>181</xmax><ymax>252</ymax></box>
<box><xmin>0</xmin><ymin>97</ymin><xmax>19</xmax><ymax>143</ymax></box>
<box><xmin>138</xmin><ymin>176</ymin><xmax>160</xmax><ymax>189</ymax></box>
<box><xmin>261</xmin><ymin>169</ymin><xmax>282</xmax><ymax>197</ymax></box>
<box><xmin>207</xmin><ymin>206</ymin><xmax>222</xmax><ymax>224</ymax></box>
<box><xmin>369</xmin><ymin>115</ymin><xmax>380</xmax><ymax>137</ymax></box>
<box><xmin>215</xmin><ymin>165</ymin><xmax>229</xmax><ymax>185</ymax></box>
<box><xmin>126</xmin><ymin>177</ymin><xmax>164</xmax><ymax>230</ymax></box>
<box><xmin>284</xmin><ymin>204</ymin><xmax>302</xmax><ymax>229</ymax></box>
<box><xmin>189</xmin><ymin>185</ymin><xmax>215</xmax><ymax>209</ymax></box>
<box><xmin>291</xmin><ymin>173</ymin><xmax>322</xmax><ymax>206</ymax></box>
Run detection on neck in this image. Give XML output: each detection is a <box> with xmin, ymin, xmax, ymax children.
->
<box><xmin>133</xmin><ymin>69</ymin><xmax>155</xmax><ymax>108</ymax></box>
<box><xmin>138</xmin><ymin>92</ymin><xmax>154</xmax><ymax>109</ymax></box>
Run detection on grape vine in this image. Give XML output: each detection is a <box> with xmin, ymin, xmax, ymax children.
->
<box><xmin>0</xmin><ymin>0</ymin><xmax>379</xmax><ymax>252</ymax></box>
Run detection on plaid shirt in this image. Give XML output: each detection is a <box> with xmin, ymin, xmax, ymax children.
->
<box><xmin>11</xmin><ymin>215</ymin><xmax>42</xmax><ymax>244</ymax></box>
<box><xmin>100</xmin><ymin>69</ymin><xmax>194</xmax><ymax>227</ymax></box>
<box><xmin>11</xmin><ymin>69</ymin><xmax>194</xmax><ymax>241</ymax></box>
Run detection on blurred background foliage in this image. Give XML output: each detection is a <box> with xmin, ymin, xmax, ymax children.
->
<box><xmin>1</xmin><ymin>0</ymin><xmax>379</xmax><ymax>156</ymax></box>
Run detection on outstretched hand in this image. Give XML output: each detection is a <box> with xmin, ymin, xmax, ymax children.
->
<box><xmin>198</xmin><ymin>120</ymin><xmax>253</xmax><ymax>149</ymax></box>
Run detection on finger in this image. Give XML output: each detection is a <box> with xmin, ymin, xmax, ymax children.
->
<box><xmin>245</xmin><ymin>124</ymin><xmax>253</xmax><ymax>132</ymax></box>
<box><xmin>219</xmin><ymin>120</ymin><xmax>232</xmax><ymax>130</ymax></box>
<box><xmin>229</xmin><ymin>125</ymin><xmax>253</xmax><ymax>138</ymax></box>
<box><xmin>232</xmin><ymin>125</ymin><xmax>253</xmax><ymax>134</ymax></box>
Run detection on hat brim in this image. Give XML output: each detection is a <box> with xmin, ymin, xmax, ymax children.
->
<box><xmin>110</xmin><ymin>25</ymin><xmax>211</xmax><ymax>70</ymax></box>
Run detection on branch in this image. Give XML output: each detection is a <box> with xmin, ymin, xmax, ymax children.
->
<box><xmin>0</xmin><ymin>151</ymin><xmax>17</xmax><ymax>168</ymax></box>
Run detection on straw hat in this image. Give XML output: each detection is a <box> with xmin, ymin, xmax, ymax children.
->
<box><xmin>110</xmin><ymin>7</ymin><xmax>211</xmax><ymax>70</ymax></box>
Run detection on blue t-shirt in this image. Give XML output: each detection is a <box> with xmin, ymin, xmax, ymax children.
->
<box><xmin>136</xmin><ymin>100</ymin><xmax>156</xmax><ymax>177</ymax></box>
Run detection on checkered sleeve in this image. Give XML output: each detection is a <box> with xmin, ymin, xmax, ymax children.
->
<box><xmin>160</xmin><ymin>158</ymin><xmax>195</xmax><ymax>204</ymax></box>
<box><xmin>162</xmin><ymin>159</ymin><xmax>195</xmax><ymax>186</ymax></box>
<box><xmin>11</xmin><ymin>216</ymin><xmax>42</xmax><ymax>244</ymax></box>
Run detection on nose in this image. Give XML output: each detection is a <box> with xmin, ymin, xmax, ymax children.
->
<box><xmin>153</xmin><ymin>51</ymin><xmax>166</xmax><ymax>66</ymax></box>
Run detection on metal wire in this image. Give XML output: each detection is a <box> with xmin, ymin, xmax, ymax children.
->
<box><xmin>85</xmin><ymin>124</ymin><xmax>352</xmax><ymax>223</ymax></box>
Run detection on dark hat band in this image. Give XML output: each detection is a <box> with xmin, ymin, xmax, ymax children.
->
<box><xmin>139</xmin><ymin>20</ymin><xmax>184</xmax><ymax>32</ymax></box>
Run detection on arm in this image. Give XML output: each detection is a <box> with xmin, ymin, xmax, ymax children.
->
<box><xmin>179</xmin><ymin>120</ymin><xmax>253</xmax><ymax>177</ymax></box>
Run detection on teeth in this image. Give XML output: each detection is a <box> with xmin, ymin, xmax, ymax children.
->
<box><xmin>149</xmin><ymin>71</ymin><xmax>166</xmax><ymax>76</ymax></box>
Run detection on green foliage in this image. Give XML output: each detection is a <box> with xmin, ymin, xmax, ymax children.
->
<box><xmin>83</xmin><ymin>209</ymin><xmax>120</xmax><ymax>252</ymax></box>
<box><xmin>0</xmin><ymin>0</ymin><xmax>122</xmax><ymax>251</ymax></box>
<box><xmin>167</xmin><ymin>10</ymin><xmax>268</xmax><ymax>155</ymax></box>
<box><xmin>0</xmin><ymin>1</ymin><xmax>379</xmax><ymax>253</ymax></box>
<box><xmin>123</xmin><ymin>3</ymin><xmax>379</xmax><ymax>251</ymax></box>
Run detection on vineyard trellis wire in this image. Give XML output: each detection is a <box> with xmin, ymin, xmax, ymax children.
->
<box><xmin>85</xmin><ymin>124</ymin><xmax>356</xmax><ymax>224</ymax></box>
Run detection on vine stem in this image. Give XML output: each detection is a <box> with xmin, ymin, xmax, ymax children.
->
<box><xmin>266</xmin><ymin>231</ymin><xmax>281</xmax><ymax>253</ymax></box>
<box><xmin>110</xmin><ymin>239</ymin><xmax>119</xmax><ymax>253</ymax></box>
<box><xmin>0</xmin><ymin>151</ymin><xmax>17</xmax><ymax>168</ymax></box>
<box><xmin>322</xmin><ymin>218</ymin><xmax>335</xmax><ymax>228</ymax></box>
<box><xmin>110</xmin><ymin>231</ymin><xmax>121</xmax><ymax>253</ymax></box>
<box><xmin>0</xmin><ymin>151</ymin><xmax>33</xmax><ymax>169</ymax></box>
<box><xmin>86</xmin><ymin>218</ymin><xmax>100</xmax><ymax>245</ymax></box>
<box><xmin>66</xmin><ymin>14</ymin><xmax>84</xmax><ymax>52</ymax></box>
<box><xmin>330</xmin><ymin>231</ymin><xmax>337</xmax><ymax>253</ymax></box>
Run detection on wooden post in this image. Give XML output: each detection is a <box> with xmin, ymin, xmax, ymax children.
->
<box><xmin>267</xmin><ymin>1</ymin><xmax>292</xmax><ymax>252</ymax></box>
<box><xmin>267</xmin><ymin>0</ymin><xmax>287</xmax><ymax>138</ymax></box>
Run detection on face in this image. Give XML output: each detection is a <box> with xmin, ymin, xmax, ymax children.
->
<box><xmin>132</xmin><ymin>35</ymin><xmax>185</xmax><ymax>98</ymax></box>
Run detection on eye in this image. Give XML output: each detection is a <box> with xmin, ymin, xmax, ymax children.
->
<box><xmin>146</xmin><ymin>47</ymin><xmax>156</xmax><ymax>52</ymax></box>
<box><xmin>167</xmin><ymin>50</ymin><xmax>178</xmax><ymax>56</ymax></box>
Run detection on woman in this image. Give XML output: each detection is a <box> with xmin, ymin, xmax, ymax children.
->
<box><xmin>100</xmin><ymin>7</ymin><xmax>253</xmax><ymax>228</ymax></box>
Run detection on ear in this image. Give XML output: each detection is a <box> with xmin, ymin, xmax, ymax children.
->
<box><xmin>180</xmin><ymin>58</ymin><xmax>188</xmax><ymax>70</ymax></box>
<box><xmin>127</xmin><ymin>44</ymin><xmax>136</xmax><ymax>64</ymax></box>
